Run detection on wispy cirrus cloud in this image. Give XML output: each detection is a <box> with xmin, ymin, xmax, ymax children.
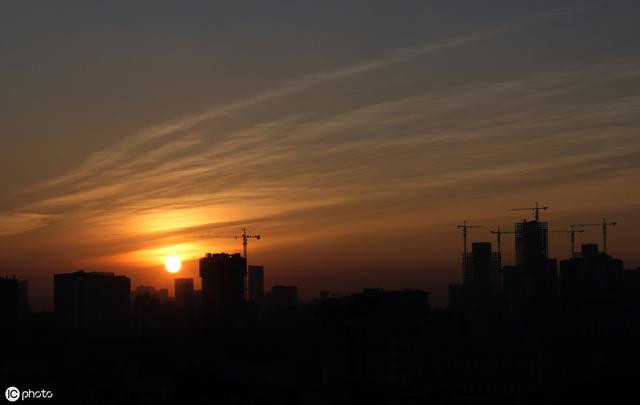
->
<box><xmin>22</xmin><ymin>32</ymin><xmax>495</xmax><ymax>198</ymax></box>
<box><xmin>4</xmin><ymin>56</ymin><xmax>640</xmax><ymax>255</ymax></box>
<box><xmin>0</xmin><ymin>212</ymin><xmax>56</xmax><ymax>237</ymax></box>
<box><xmin>2</xmin><ymin>3</ymin><xmax>640</xmax><ymax>275</ymax></box>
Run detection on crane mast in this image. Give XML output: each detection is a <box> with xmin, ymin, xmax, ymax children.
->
<box><xmin>235</xmin><ymin>227</ymin><xmax>261</xmax><ymax>273</ymax></box>
<box><xmin>490</xmin><ymin>226</ymin><xmax>515</xmax><ymax>255</ymax></box>
<box><xmin>579</xmin><ymin>218</ymin><xmax>617</xmax><ymax>254</ymax></box>
<box><xmin>202</xmin><ymin>228</ymin><xmax>261</xmax><ymax>300</ymax></box>
<box><xmin>456</xmin><ymin>221</ymin><xmax>484</xmax><ymax>255</ymax></box>
<box><xmin>550</xmin><ymin>226</ymin><xmax>585</xmax><ymax>257</ymax></box>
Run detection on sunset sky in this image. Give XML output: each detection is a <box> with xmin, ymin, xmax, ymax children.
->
<box><xmin>2</xmin><ymin>0</ymin><xmax>640</xmax><ymax>309</ymax></box>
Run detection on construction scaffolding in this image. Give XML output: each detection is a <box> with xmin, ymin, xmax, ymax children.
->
<box><xmin>463</xmin><ymin>247</ymin><xmax>502</xmax><ymax>291</ymax></box>
<box><xmin>515</xmin><ymin>220</ymin><xmax>549</xmax><ymax>267</ymax></box>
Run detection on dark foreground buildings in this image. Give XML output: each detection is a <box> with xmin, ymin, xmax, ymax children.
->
<box><xmin>199</xmin><ymin>253</ymin><xmax>246</xmax><ymax>321</ymax></box>
<box><xmin>270</xmin><ymin>285</ymin><xmax>299</xmax><ymax>308</ymax></box>
<box><xmin>450</xmin><ymin>242</ymin><xmax>501</xmax><ymax>311</ymax></box>
<box><xmin>248</xmin><ymin>265</ymin><xmax>265</xmax><ymax>303</ymax></box>
<box><xmin>503</xmin><ymin>218</ymin><xmax>558</xmax><ymax>311</ymax></box>
<box><xmin>54</xmin><ymin>270</ymin><xmax>130</xmax><ymax>333</ymax></box>
<box><xmin>314</xmin><ymin>289</ymin><xmax>431</xmax><ymax>399</ymax></box>
<box><xmin>3</xmin><ymin>227</ymin><xmax>640</xmax><ymax>405</ymax></box>
<box><xmin>559</xmin><ymin>243</ymin><xmax>624</xmax><ymax>309</ymax></box>
<box><xmin>0</xmin><ymin>276</ymin><xmax>30</xmax><ymax>329</ymax></box>
<box><xmin>174</xmin><ymin>277</ymin><xmax>195</xmax><ymax>310</ymax></box>
<box><xmin>451</xmin><ymin>217</ymin><xmax>560</xmax><ymax>313</ymax></box>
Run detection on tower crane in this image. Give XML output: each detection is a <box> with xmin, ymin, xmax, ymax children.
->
<box><xmin>579</xmin><ymin>218</ymin><xmax>617</xmax><ymax>254</ymax></box>
<box><xmin>235</xmin><ymin>227</ymin><xmax>261</xmax><ymax>270</ymax></box>
<box><xmin>550</xmin><ymin>225</ymin><xmax>585</xmax><ymax>257</ymax></box>
<box><xmin>201</xmin><ymin>228</ymin><xmax>261</xmax><ymax>262</ymax></box>
<box><xmin>490</xmin><ymin>226</ymin><xmax>515</xmax><ymax>255</ymax></box>
<box><xmin>507</xmin><ymin>201</ymin><xmax>549</xmax><ymax>221</ymax></box>
<box><xmin>456</xmin><ymin>221</ymin><xmax>484</xmax><ymax>255</ymax></box>
<box><xmin>202</xmin><ymin>228</ymin><xmax>261</xmax><ymax>300</ymax></box>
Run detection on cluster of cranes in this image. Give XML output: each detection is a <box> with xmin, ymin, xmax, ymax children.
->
<box><xmin>457</xmin><ymin>202</ymin><xmax>617</xmax><ymax>258</ymax></box>
<box><xmin>206</xmin><ymin>203</ymin><xmax>617</xmax><ymax>275</ymax></box>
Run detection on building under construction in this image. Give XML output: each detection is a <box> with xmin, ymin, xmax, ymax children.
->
<box><xmin>450</xmin><ymin>242</ymin><xmax>502</xmax><ymax>312</ymax></box>
<box><xmin>515</xmin><ymin>220</ymin><xmax>549</xmax><ymax>267</ymax></box>
<box><xmin>504</xmin><ymin>216</ymin><xmax>558</xmax><ymax>311</ymax></box>
<box><xmin>463</xmin><ymin>242</ymin><xmax>502</xmax><ymax>292</ymax></box>
<box><xmin>199</xmin><ymin>253</ymin><xmax>246</xmax><ymax>322</ymax></box>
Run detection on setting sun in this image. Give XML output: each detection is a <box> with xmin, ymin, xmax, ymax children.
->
<box><xmin>164</xmin><ymin>256</ymin><xmax>182</xmax><ymax>273</ymax></box>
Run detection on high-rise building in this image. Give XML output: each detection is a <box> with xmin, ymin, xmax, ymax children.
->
<box><xmin>156</xmin><ymin>288</ymin><xmax>170</xmax><ymax>304</ymax></box>
<box><xmin>248</xmin><ymin>265</ymin><xmax>265</xmax><ymax>303</ymax></box>
<box><xmin>54</xmin><ymin>270</ymin><xmax>130</xmax><ymax>332</ymax></box>
<box><xmin>199</xmin><ymin>253</ymin><xmax>246</xmax><ymax>321</ymax></box>
<box><xmin>559</xmin><ymin>243</ymin><xmax>624</xmax><ymax>309</ymax></box>
<box><xmin>451</xmin><ymin>242</ymin><xmax>501</xmax><ymax>311</ymax></box>
<box><xmin>0</xmin><ymin>276</ymin><xmax>30</xmax><ymax>329</ymax></box>
<box><xmin>515</xmin><ymin>220</ymin><xmax>549</xmax><ymax>266</ymax></box>
<box><xmin>132</xmin><ymin>285</ymin><xmax>171</xmax><ymax>304</ymax></box>
<box><xmin>134</xmin><ymin>285</ymin><xmax>156</xmax><ymax>296</ymax></box>
<box><xmin>314</xmin><ymin>289</ymin><xmax>430</xmax><ymax>396</ymax></box>
<box><xmin>506</xmin><ymin>219</ymin><xmax>557</xmax><ymax>310</ymax></box>
<box><xmin>463</xmin><ymin>242</ymin><xmax>501</xmax><ymax>292</ymax></box>
<box><xmin>175</xmin><ymin>278</ymin><xmax>195</xmax><ymax>309</ymax></box>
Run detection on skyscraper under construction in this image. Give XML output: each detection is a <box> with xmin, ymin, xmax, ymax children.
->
<box><xmin>199</xmin><ymin>253</ymin><xmax>246</xmax><ymax>321</ymax></box>
<box><xmin>504</xmin><ymin>218</ymin><xmax>557</xmax><ymax>311</ymax></box>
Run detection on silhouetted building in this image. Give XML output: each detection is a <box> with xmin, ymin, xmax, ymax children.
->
<box><xmin>54</xmin><ymin>270</ymin><xmax>130</xmax><ymax>333</ymax></box>
<box><xmin>132</xmin><ymin>292</ymin><xmax>161</xmax><ymax>319</ymax></box>
<box><xmin>315</xmin><ymin>289</ymin><xmax>431</xmax><ymax>398</ymax></box>
<box><xmin>622</xmin><ymin>268</ymin><xmax>640</xmax><ymax>315</ymax></box>
<box><xmin>131</xmin><ymin>284</ymin><xmax>192</xmax><ymax>330</ymax></box>
<box><xmin>175</xmin><ymin>278</ymin><xmax>195</xmax><ymax>309</ymax></box>
<box><xmin>133</xmin><ymin>285</ymin><xmax>171</xmax><ymax>304</ymax></box>
<box><xmin>199</xmin><ymin>253</ymin><xmax>246</xmax><ymax>321</ymax></box>
<box><xmin>504</xmin><ymin>219</ymin><xmax>557</xmax><ymax>311</ymax></box>
<box><xmin>156</xmin><ymin>288</ymin><xmax>170</xmax><ymax>303</ymax></box>
<box><xmin>515</xmin><ymin>220</ymin><xmax>548</xmax><ymax>266</ymax></box>
<box><xmin>0</xmin><ymin>276</ymin><xmax>30</xmax><ymax>329</ymax></box>
<box><xmin>448</xmin><ymin>284</ymin><xmax>467</xmax><ymax>312</ymax></box>
<box><xmin>465</xmin><ymin>242</ymin><xmax>501</xmax><ymax>291</ymax></box>
<box><xmin>134</xmin><ymin>285</ymin><xmax>155</xmax><ymax>296</ymax></box>
<box><xmin>502</xmin><ymin>264</ymin><xmax>525</xmax><ymax>312</ymax></box>
<box><xmin>270</xmin><ymin>285</ymin><xmax>298</xmax><ymax>308</ymax></box>
<box><xmin>559</xmin><ymin>243</ymin><xmax>624</xmax><ymax>310</ymax></box>
<box><xmin>248</xmin><ymin>265</ymin><xmax>265</xmax><ymax>303</ymax></box>
<box><xmin>450</xmin><ymin>242</ymin><xmax>501</xmax><ymax>311</ymax></box>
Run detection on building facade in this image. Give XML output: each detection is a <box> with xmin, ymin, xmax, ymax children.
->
<box><xmin>199</xmin><ymin>253</ymin><xmax>246</xmax><ymax>321</ymax></box>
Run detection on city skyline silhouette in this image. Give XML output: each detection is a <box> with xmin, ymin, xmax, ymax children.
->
<box><xmin>3</xmin><ymin>205</ymin><xmax>639</xmax><ymax>404</ymax></box>
<box><xmin>2</xmin><ymin>206</ymin><xmax>634</xmax><ymax>310</ymax></box>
